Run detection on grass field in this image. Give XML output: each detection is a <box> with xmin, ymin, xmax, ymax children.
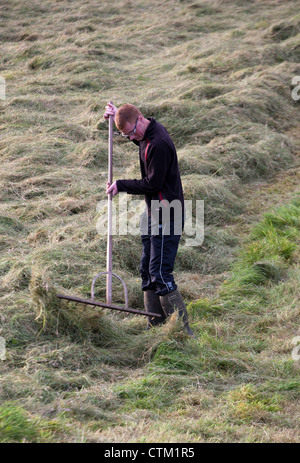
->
<box><xmin>0</xmin><ymin>0</ymin><xmax>300</xmax><ymax>443</ymax></box>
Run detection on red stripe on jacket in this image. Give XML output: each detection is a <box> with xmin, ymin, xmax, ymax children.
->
<box><xmin>145</xmin><ymin>140</ymin><xmax>150</xmax><ymax>164</ymax></box>
<box><xmin>159</xmin><ymin>191</ymin><xmax>167</xmax><ymax>207</ymax></box>
<box><xmin>145</xmin><ymin>141</ymin><xmax>167</xmax><ymax>207</ymax></box>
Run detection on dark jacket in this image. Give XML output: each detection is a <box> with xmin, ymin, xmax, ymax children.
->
<box><xmin>116</xmin><ymin>118</ymin><xmax>184</xmax><ymax>219</ymax></box>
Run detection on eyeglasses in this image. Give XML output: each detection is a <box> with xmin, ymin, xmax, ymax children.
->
<box><xmin>121</xmin><ymin>117</ymin><xmax>138</xmax><ymax>138</ymax></box>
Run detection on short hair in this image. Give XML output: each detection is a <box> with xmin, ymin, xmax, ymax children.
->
<box><xmin>115</xmin><ymin>104</ymin><xmax>142</xmax><ymax>132</ymax></box>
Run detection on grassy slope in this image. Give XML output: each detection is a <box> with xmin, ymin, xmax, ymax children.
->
<box><xmin>0</xmin><ymin>0</ymin><xmax>300</xmax><ymax>443</ymax></box>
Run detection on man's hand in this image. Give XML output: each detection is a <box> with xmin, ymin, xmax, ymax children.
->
<box><xmin>103</xmin><ymin>102</ymin><xmax>117</xmax><ymax>122</ymax></box>
<box><xmin>106</xmin><ymin>181</ymin><xmax>118</xmax><ymax>197</ymax></box>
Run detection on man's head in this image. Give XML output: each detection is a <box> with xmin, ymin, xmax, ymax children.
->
<box><xmin>115</xmin><ymin>104</ymin><xmax>150</xmax><ymax>141</ymax></box>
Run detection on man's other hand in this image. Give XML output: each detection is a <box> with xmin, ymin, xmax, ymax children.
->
<box><xmin>106</xmin><ymin>181</ymin><xmax>118</xmax><ymax>196</ymax></box>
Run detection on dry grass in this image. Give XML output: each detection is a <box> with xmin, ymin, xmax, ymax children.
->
<box><xmin>0</xmin><ymin>0</ymin><xmax>300</xmax><ymax>443</ymax></box>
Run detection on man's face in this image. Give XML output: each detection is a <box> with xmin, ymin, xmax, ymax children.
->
<box><xmin>122</xmin><ymin>116</ymin><xmax>144</xmax><ymax>142</ymax></box>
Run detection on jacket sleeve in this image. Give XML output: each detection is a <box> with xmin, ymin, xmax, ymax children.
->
<box><xmin>116</xmin><ymin>142</ymin><xmax>171</xmax><ymax>195</ymax></box>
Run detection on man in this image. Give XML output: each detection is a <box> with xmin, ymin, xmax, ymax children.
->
<box><xmin>104</xmin><ymin>102</ymin><xmax>193</xmax><ymax>336</ymax></box>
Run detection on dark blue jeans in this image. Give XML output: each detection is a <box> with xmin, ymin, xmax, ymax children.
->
<box><xmin>140</xmin><ymin>213</ymin><xmax>183</xmax><ymax>296</ymax></box>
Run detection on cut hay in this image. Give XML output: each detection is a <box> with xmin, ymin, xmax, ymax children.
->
<box><xmin>29</xmin><ymin>270</ymin><xmax>117</xmax><ymax>344</ymax></box>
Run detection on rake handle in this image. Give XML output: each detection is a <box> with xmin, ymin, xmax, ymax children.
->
<box><xmin>107</xmin><ymin>101</ymin><xmax>114</xmax><ymax>304</ymax></box>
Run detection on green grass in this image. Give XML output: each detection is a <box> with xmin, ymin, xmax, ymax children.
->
<box><xmin>220</xmin><ymin>197</ymin><xmax>300</xmax><ymax>298</ymax></box>
<box><xmin>0</xmin><ymin>0</ymin><xmax>300</xmax><ymax>443</ymax></box>
<box><xmin>0</xmin><ymin>402</ymin><xmax>67</xmax><ymax>443</ymax></box>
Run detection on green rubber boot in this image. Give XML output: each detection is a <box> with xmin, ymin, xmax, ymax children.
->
<box><xmin>144</xmin><ymin>289</ymin><xmax>166</xmax><ymax>329</ymax></box>
<box><xmin>159</xmin><ymin>289</ymin><xmax>194</xmax><ymax>336</ymax></box>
